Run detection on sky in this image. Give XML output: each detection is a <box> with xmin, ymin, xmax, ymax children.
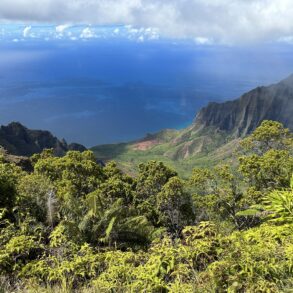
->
<box><xmin>0</xmin><ymin>1</ymin><xmax>293</xmax><ymax>146</ymax></box>
<box><xmin>1</xmin><ymin>0</ymin><xmax>293</xmax><ymax>44</ymax></box>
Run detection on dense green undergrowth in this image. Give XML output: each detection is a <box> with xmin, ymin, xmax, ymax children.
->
<box><xmin>0</xmin><ymin>121</ymin><xmax>292</xmax><ymax>292</ymax></box>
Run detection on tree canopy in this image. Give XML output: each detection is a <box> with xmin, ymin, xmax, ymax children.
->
<box><xmin>0</xmin><ymin>120</ymin><xmax>292</xmax><ymax>292</ymax></box>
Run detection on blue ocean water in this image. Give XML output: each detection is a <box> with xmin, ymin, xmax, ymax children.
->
<box><xmin>0</xmin><ymin>38</ymin><xmax>293</xmax><ymax>146</ymax></box>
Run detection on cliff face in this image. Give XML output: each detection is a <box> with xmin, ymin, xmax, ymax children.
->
<box><xmin>193</xmin><ymin>74</ymin><xmax>293</xmax><ymax>137</ymax></box>
<box><xmin>0</xmin><ymin>122</ymin><xmax>86</xmax><ymax>156</ymax></box>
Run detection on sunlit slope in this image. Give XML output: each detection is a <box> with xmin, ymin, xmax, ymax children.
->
<box><xmin>92</xmin><ymin>127</ymin><xmax>238</xmax><ymax>177</ymax></box>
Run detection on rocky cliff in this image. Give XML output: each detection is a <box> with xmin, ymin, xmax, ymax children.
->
<box><xmin>193</xmin><ymin>74</ymin><xmax>293</xmax><ymax>136</ymax></box>
<box><xmin>0</xmin><ymin>122</ymin><xmax>86</xmax><ymax>157</ymax></box>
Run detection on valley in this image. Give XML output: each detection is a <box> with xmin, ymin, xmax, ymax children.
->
<box><xmin>92</xmin><ymin>75</ymin><xmax>293</xmax><ymax>176</ymax></box>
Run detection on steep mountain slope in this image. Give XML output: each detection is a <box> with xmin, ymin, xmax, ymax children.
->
<box><xmin>92</xmin><ymin>75</ymin><xmax>293</xmax><ymax>176</ymax></box>
<box><xmin>0</xmin><ymin>122</ymin><xmax>86</xmax><ymax>157</ymax></box>
<box><xmin>193</xmin><ymin>74</ymin><xmax>293</xmax><ymax>136</ymax></box>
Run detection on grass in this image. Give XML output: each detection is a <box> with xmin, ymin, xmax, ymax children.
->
<box><xmin>91</xmin><ymin>127</ymin><xmax>238</xmax><ymax>178</ymax></box>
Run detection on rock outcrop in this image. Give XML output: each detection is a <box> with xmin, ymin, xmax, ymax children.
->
<box><xmin>0</xmin><ymin>122</ymin><xmax>86</xmax><ymax>157</ymax></box>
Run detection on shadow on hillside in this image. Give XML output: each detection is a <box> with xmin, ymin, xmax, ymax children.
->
<box><xmin>91</xmin><ymin>143</ymin><xmax>129</xmax><ymax>161</ymax></box>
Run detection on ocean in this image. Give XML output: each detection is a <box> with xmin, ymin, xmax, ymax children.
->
<box><xmin>0</xmin><ymin>37</ymin><xmax>292</xmax><ymax>146</ymax></box>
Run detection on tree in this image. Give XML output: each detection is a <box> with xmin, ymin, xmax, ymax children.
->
<box><xmin>17</xmin><ymin>174</ymin><xmax>54</xmax><ymax>223</ymax></box>
<box><xmin>189</xmin><ymin>168</ymin><xmax>218</xmax><ymax>222</ymax></box>
<box><xmin>0</xmin><ymin>160</ymin><xmax>22</xmax><ymax>212</ymax></box>
<box><xmin>240</xmin><ymin>120</ymin><xmax>292</xmax><ymax>155</ymax></box>
<box><xmin>157</xmin><ymin>177</ymin><xmax>195</xmax><ymax>236</ymax></box>
<box><xmin>34</xmin><ymin>150</ymin><xmax>103</xmax><ymax>196</ymax></box>
<box><xmin>235</xmin><ymin>121</ymin><xmax>293</xmax><ymax>227</ymax></box>
<box><xmin>239</xmin><ymin>149</ymin><xmax>293</xmax><ymax>191</ymax></box>
<box><xmin>239</xmin><ymin>121</ymin><xmax>293</xmax><ymax>192</ymax></box>
<box><xmin>189</xmin><ymin>167</ymin><xmax>216</xmax><ymax>196</ymax></box>
<box><xmin>34</xmin><ymin>150</ymin><xmax>104</xmax><ymax>221</ymax></box>
<box><xmin>135</xmin><ymin>161</ymin><xmax>177</xmax><ymax>225</ymax></box>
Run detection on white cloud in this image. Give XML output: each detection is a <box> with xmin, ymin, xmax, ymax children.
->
<box><xmin>23</xmin><ymin>26</ymin><xmax>31</xmax><ymax>37</ymax></box>
<box><xmin>56</xmin><ymin>24</ymin><xmax>70</xmax><ymax>34</ymax></box>
<box><xmin>138</xmin><ymin>35</ymin><xmax>144</xmax><ymax>42</ymax></box>
<box><xmin>194</xmin><ymin>37</ymin><xmax>213</xmax><ymax>45</ymax></box>
<box><xmin>144</xmin><ymin>27</ymin><xmax>159</xmax><ymax>40</ymax></box>
<box><xmin>80</xmin><ymin>27</ymin><xmax>96</xmax><ymax>39</ymax></box>
<box><xmin>1</xmin><ymin>0</ymin><xmax>293</xmax><ymax>43</ymax></box>
<box><xmin>125</xmin><ymin>25</ymin><xmax>160</xmax><ymax>41</ymax></box>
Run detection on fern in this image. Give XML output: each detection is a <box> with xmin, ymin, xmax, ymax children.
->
<box><xmin>264</xmin><ymin>186</ymin><xmax>293</xmax><ymax>223</ymax></box>
<box><xmin>100</xmin><ymin>216</ymin><xmax>116</xmax><ymax>244</ymax></box>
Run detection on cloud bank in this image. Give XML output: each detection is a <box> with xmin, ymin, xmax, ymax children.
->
<box><xmin>0</xmin><ymin>24</ymin><xmax>161</xmax><ymax>43</ymax></box>
<box><xmin>0</xmin><ymin>0</ymin><xmax>293</xmax><ymax>43</ymax></box>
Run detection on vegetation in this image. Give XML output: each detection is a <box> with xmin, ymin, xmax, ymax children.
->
<box><xmin>91</xmin><ymin>127</ymin><xmax>234</xmax><ymax>179</ymax></box>
<box><xmin>0</xmin><ymin>120</ymin><xmax>292</xmax><ymax>292</ymax></box>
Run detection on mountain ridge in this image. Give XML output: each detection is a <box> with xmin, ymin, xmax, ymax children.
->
<box><xmin>192</xmin><ymin>74</ymin><xmax>293</xmax><ymax>136</ymax></box>
<box><xmin>0</xmin><ymin>121</ymin><xmax>87</xmax><ymax>157</ymax></box>
<box><xmin>91</xmin><ymin>74</ymin><xmax>293</xmax><ymax>176</ymax></box>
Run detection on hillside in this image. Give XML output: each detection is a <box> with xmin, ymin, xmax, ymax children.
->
<box><xmin>0</xmin><ymin>122</ymin><xmax>86</xmax><ymax>157</ymax></box>
<box><xmin>92</xmin><ymin>75</ymin><xmax>293</xmax><ymax>176</ymax></box>
<box><xmin>194</xmin><ymin>73</ymin><xmax>293</xmax><ymax>136</ymax></box>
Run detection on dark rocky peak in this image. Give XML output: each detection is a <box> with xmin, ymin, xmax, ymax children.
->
<box><xmin>0</xmin><ymin>122</ymin><xmax>86</xmax><ymax>157</ymax></box>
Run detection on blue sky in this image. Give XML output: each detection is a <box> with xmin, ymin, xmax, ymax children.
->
<box><xmin>0</xmin><ymin>1</ymin><xmax>293</xmax><ymax>146</ymax></box>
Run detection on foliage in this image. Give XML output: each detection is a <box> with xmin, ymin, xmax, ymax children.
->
<box><xmin>239</xmin><ymin>120</ymin><xmax>293</xmax><ymax>192</ymax></box>
<box><xmin>0</xmin><ymin>121</ymin><xmax>292</xmax><ymax>292</ymax></box>
<box><xmin>157</xmin><ymin>177</ymin><xmax>195</xmax><ymax>235</ymax></box>
<box><xmin>263</xmin><ymin>175</ymin><xmax>293</xmax><ymax>223</ymax></box>
<box><xmin>135</xmin><ymin>160</ymin><xmax>177</xmax><ymax>225</ymax></box>
<box><xmin>0</xmin><ymin>159</ymin><xmax>23</xmax><ymax>211</ymax></box>
<box><xmin>240</xmin><ymin>120</ymin><xmax>293</xmax><ymax>155</ymax></box>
